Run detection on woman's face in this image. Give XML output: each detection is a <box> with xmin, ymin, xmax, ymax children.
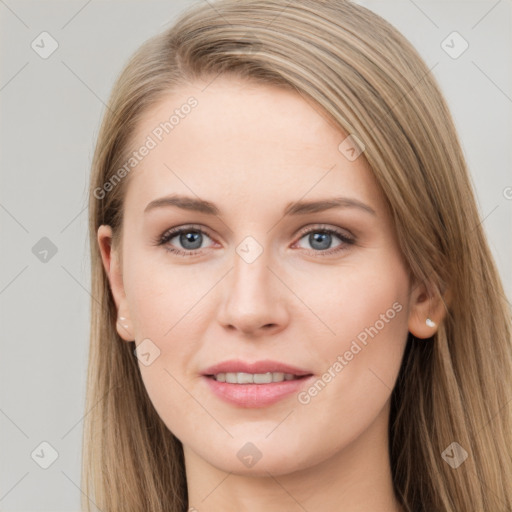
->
<box><xmin>99</xmin><ymin>76</ymin><xmax>429</xmax><ymax>476</ymax></box>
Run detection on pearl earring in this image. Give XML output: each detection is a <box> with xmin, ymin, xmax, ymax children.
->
<box><xmin>118</xmin><ymin>316</ymin><xmax>129</xmax><ymax>329</ymax></box>
<box><xmin>426</xmin><ymin>318</ymin><xmax>436</xmax><ymax>328</ymax></box>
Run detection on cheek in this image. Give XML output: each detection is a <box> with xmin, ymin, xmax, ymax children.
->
<box><xmin>122</xmin><ymin>252</ymin><xmax>213</xmax><ymax>425</ymax></box>
<box><xmin>290</xmin><ymin>252</ymin><xmax>409</xmax><ymax>346</ymax></box>
<box><xmin>290</xmin><ymin>257</ymin><xmax>409</xmax><ymax>417</ymax></box>
<box><xmin>124</xmin><ymin>250</ymin><xmax>213</xmax><ymax>338</ymax></box>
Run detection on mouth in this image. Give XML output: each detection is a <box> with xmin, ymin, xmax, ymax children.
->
<box><xmin>205</xmin><ymin>372</ymin><xmax>311</xmax><ymax>384</ymax></box>
<box><xmin>202</xmin><ymin>372</ymin><xmax>314</xmax><ymax>408</ymax></box>
<box><xmin>200</xmin><ymin>360</ymin><xmax>315</xmax><ymax>407</ymax></box>
<box><xmin>201</xmin><ymin>359</ymin><xmax>313</xmax><ymax>380</ymax></box>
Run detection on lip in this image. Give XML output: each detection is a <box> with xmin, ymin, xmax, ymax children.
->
<box><xmin>201</xmin><ymin>359</ymin><xmax>314</xmax><ymax>408</ymax></box>
<box><xmin>201</xmin><ymin>359</ymin><xmax>312</xmax><ymax>377</ymax></box>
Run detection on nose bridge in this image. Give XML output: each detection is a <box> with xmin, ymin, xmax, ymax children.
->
<box><xmin>218</xmin><ymin>234</ymin><xmax>288</xmax><ymax>334</ymax></box>
<box><xmin>232</xmin><ymin>239</ymin><xmax>271</xmax><ymax>295</ymax></box>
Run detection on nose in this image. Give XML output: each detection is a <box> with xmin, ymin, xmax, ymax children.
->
<box><xmin>217</xmin><ymin>247</ymin><xmax>290</xmax><ymax>337</ymax></box>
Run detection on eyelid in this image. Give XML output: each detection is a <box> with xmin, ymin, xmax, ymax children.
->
<box><xmin>291</xmin><ymin>224</ymin><xmax>356</xmax><ymax>257</ymax></box>
<box><xmin>294</xmin><ymin>223</ymin><xmax>355</xmax><ymax>243</ymax></box>
<box><xmin>154</xmin><ymin>224</ymin><xmax>216</xmax><ymax>245</ymax></box>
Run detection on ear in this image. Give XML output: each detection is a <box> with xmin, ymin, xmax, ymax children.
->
<box><xmin>408</xmin><ymin>279</ymin><xmax>449</xmax><ymax>340</ymax></box>
<box><xmin>97</xmin><ymin>225</ymin><xmax>135</xmax><ymax>342</ymax></box>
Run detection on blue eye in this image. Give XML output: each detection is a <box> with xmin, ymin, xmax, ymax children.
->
<box><xmin>154</xmin><ymin>224</ymin><xmax>355</xmax><ymax>257</ymax></box>
<box><xmin>294</xmin><ymin>226</ymin><xmax>355</xmax><ymax>256</ymax></box>
<box><xmin>156</xmin><ymin>226</ymin><xmax>215</xmax><ymax>257</ymax></box>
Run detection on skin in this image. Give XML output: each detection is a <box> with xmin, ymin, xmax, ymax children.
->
<box><xmin>98</xmin><ymin>76</ymin><xmax>445</xmax><ymax>511</ymax></box>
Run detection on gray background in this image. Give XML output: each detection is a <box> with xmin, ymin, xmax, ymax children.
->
<box><xmin>0</xmin><ymin>1</ymin><xmax>510</xmax><ymax>510</ymax></box>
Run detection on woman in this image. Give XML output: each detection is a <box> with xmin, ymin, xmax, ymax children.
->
<box><xmin>83</xmin><ymin>1</ymin><xmax>512</xmax><ymax>510</ymax></box>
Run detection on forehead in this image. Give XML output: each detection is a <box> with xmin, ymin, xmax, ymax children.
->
<box><xmin>123</xmin><ymin>77</ymin><xmax>384</xmax><ymax>216</ymax></box>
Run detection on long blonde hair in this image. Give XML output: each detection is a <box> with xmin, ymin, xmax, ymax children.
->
<box><xmin>83</xmin><ymin>1</ymin><xmax>512</xmax><ymax>510</ymax></box>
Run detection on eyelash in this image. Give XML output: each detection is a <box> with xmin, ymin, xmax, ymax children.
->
<box><xmin>153</xmin><ymin>224</ymin><xmax>356</xmax><ymax>258</ymax></box>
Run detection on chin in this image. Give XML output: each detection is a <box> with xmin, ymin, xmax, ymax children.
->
<box><xmin>192</xmin><ymin>435</ymin><xmax>329</xmax><ymax>478</ymax></box>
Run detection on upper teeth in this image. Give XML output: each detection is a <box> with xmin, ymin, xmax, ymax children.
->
<box><xmin>213</xmin><ymin>372</ymin><xmax>298</xmax><ymax>384</ymax></box>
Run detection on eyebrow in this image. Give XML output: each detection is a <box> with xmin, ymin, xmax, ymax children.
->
<box><xmin>144</xmin><ymin>194</ymin><xmax>376</xmax><ymax>217</ymax></box>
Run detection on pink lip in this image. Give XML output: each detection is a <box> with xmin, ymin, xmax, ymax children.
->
<box><xmin>201</xmin><ymin>359</ymin><xmax>314</xmax><ymax>408</ymax></box>
<box><xmin>203</xmin><ymin>375</ymin><xmax>314</xmax><ymax>408</ymax></box>
<box><xmin>201</xmin><ymin>359</ymin><xmax>312</xmax><ymax>377</ymax></box>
